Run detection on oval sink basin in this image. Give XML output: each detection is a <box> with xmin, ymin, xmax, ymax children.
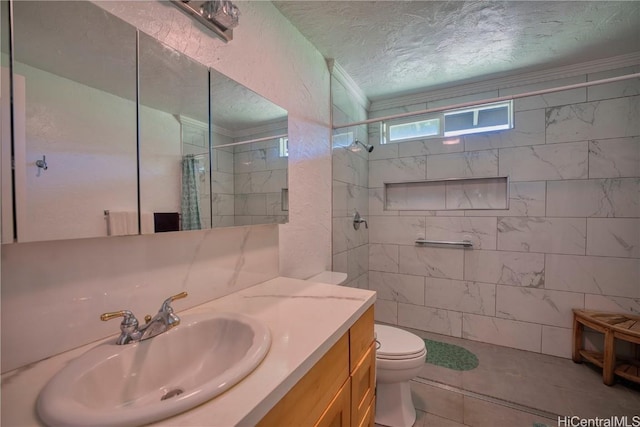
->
<box><xmin>37</xmin><ymin>312</ymin><xmax>271</xmax><ymax>427</ymax></box>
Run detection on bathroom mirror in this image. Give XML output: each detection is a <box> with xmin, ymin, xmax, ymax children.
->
<box><xmin>1</xmin><ymin>0</ymin><xmax>12</xmax><ymax>243</ymax></box>
<box><xmin>2</xmin><ymin>0</ymin><xmax>289</xmax><ymax>242</ymax></box>
<box><xmin>7</xmin><ymin>1</ymin><xmax>138</xmax><ymax>242</ymax></box>
<box><xmin>138</xmin><ymin>32</ymin><xmax>211</xmax><ymax>232</ymax></box>
<box><xmin>210</xmin><ymin>69</ymin><xmax>288</xmax><ymax>227</ymax></box>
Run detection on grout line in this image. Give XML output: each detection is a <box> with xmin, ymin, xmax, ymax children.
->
<box><xmin>411</xmin><ymin>377</ymin><xmax>560</xmax><ymax>421</ymax></box>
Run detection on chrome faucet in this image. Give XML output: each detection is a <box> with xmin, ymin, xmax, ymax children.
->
<box><xmin>100</xmin><ymin>292</ymin><xmax>188</xmax><ymax>345</ymax></box>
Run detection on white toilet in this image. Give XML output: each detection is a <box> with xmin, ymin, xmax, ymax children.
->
<box><xmin>374</xmin><ymin>324</ymin><xmax>427</xmax><ymax>427</ymax></box>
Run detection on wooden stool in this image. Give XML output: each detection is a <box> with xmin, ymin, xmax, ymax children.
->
<box><xmin>572</xmin><ymin>309</ymin><xmax>640</xmax><ymax>386</ymax></box>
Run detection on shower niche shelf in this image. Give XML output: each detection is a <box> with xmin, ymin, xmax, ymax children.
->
<box><xmin>384</xmin><ymin>176</ymin><xmax>509</xmax><ymax>211</ymax></box>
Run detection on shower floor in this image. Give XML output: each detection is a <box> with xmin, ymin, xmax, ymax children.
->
<box><xmin>376</xmin><ymin>325</ymin><xmax>640</xmax><ymax>427</ymax></box>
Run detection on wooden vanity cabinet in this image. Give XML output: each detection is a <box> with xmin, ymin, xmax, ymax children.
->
<box><xmin>257</xmin><ymin>306</ymin><xmax>375</xmax><ymax>427</ymax></box>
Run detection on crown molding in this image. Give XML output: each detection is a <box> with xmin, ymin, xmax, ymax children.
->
<box><xmin>179</xmin><ymin>115</ymin><xmax>287</xmax><ymax>139</ymax></box>
<box><xmin>327</xmin><ymin>58</ymin><xmax>371</xmax><ymax>111</ymax></box>
<box><xmin>178</xmin><ymin>115</ymin><xmax>207</xmax><ymax>129</ymax></box>
<box><xmin>231</xmin><ymin>119</ymin><xmax>288</xmax><ymax>140</ymax></box>
<box><xmin>211</xmin><ymin>123</ymin><xmax>234</xmax><ymax>138</ymax></box>
<box><xmin>370</xmin><ymin>52</ymin><xmax>640</xmax><ymax>112</ymax></box>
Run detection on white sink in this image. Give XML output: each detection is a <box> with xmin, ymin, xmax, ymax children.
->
<box><xmin>37</xmin><ymin>312</ymin><xmax>271</xmax><ymax>427</ymax></box>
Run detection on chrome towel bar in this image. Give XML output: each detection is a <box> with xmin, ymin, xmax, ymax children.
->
<box><xmin>415</xmin><ymin>239</ymin><xmax>473</xmax><ymax>248</ymax></box>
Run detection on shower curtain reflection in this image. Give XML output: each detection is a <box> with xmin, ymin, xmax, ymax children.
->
<box><xmin>181</xmin><ymin>155</ymin><xmax>202</xmax><ymax>230</ymax></box>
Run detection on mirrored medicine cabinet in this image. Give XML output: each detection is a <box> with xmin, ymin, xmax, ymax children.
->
<box><xmin>0</xmin><ymin>0</ymin><xmax>288</xmax><ymax>244</ymax></box>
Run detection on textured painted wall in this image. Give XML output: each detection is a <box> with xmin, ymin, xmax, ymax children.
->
<box><xmin>139</xmin><ymin>105</ymin><xmax>182</xmax><ymax>218</ymax></box>
<box><xmin>15</xmin><ymin>61</ymin><xmax>138</xmax><ymax>241</ymax></box>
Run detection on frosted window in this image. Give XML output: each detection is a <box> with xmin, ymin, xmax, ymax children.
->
<box><xmin>444</xmin><ymin>101</ymin><xmax>513</xmax><ymax>136</ymax></box>
<box><xmin>387</xmin><ymin>118</ymin><xmax>440</xmax><ymax>143</ymax></box>
<box><xmin>279</xmin><ymin>137</ymin><xmax>288</xmax><ymax>157</ymax></box>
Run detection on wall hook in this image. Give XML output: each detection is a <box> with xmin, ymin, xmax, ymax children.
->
<box><xmin>36</xmin><ymin>155</ymin><xmax>48</xmax><ymax>177</ymax></box>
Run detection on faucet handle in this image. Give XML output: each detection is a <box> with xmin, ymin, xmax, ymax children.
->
<box><xmin>168</xmin><ymin>291</ymin><xmax>188</xmax><ymax>303</ymax></box>
<box><xmin>100</xmin><ymin>310</ymin><xmax>140</xmax><ymax>344</ymax></box>
<box><xmin>160</xmin><ymin>291</ymin><xmax>188</xmax><ymax>312</ymax></box>
<box><xmin>100</xmin><ymin>310</ymin><xmax>139</xmax><ymax>329</ymax></box>
<box><xmin>353</xmin><ymin>211</ymin><xmax>368</xmax><ymax>230</ymax></box>
<box><xmin>100</xmin><ymin>310</ymin><xmax>136</xmax><ymax>323</ymax></box>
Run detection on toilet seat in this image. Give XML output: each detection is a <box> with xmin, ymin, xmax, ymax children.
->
<box><xmin>377</xmin><ymin>348</ymin><xmax>426</xmax><ymax>361</ymax></box>
<box><xmin>375</xmin><ymin>324</ymin><xmax>426</xmax><ymax>360</ymax></box>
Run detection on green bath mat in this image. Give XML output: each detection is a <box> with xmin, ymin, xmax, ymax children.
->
<box><xmin>423</xmin><ymin>339</ymin><xmax>479</xmax><ymax>371</ymax></box>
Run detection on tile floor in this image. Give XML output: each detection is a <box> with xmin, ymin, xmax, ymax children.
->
<box><xmin>376</xmin><ymin>326</ymin><xmax>640</xmax><ymax>427</ymax></box>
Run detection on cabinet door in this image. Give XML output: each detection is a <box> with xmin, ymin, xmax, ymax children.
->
<box><xmin>257</xmin><ymin>333</ymin><xmax>349</xmax><ymax>427</ymax></box>
<box><xmin>350</xmin><ymin>306</ymin><xmax>374</xmax><ymax>366</ymax></box>
<box><xmin>351</xmin><ymin>343</ymin><xmax>376</xmax><ymax>426</ymax></box>
<box><xmin>315</xmin><ymin>378</ymin><xmax>351</xmax><ymax>427</ymax></box>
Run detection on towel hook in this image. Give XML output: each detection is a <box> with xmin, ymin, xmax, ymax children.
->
<box><xmin>35</xmin><ymin>155</ymin><xmax>48</xmax><ymax>177</ymax></box>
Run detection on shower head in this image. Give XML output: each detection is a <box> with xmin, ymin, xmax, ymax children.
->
<box><xmin>353</xmin><ymin>139</ymin><xmax>374</xmax><ymax>153</ymax></box>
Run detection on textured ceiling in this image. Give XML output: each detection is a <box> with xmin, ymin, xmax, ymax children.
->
<box><xmin>273</xmin><ymin>1</ymin><xmax>640</xmax><ymax>101</ymax></box>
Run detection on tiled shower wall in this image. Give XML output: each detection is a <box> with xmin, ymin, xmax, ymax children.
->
<box><xmin>331</xmin><ymin>73</ymin><xmax>370</xmax><ymax>288</ymax></box>
<box><xmin>211</xmin><ymin>132</ymin><xmax>235</xmax><ymax>227</ymax></box>
<box><xmin>211</xmin><ymin>132</ymin><xmax>288</xmax><ymax>227</ymax></box>
<box><xmin>233</xmin><ymin>135</ymin><xmax>288</xmax><ymax>226</ymax></box>
<box><xmin>366</xmin><ymin>66</ymin><xmax>639</xmax><ymax>358</ymax></box>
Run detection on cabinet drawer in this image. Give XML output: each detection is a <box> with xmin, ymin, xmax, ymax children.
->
<box><xmin>351</xmin><ymin>343</ymin><xmax>375</xmax><ymax>426</ymax></box>
<box><xmin>357</xmin><ymin>398</ymin><xmax>375</xmax><ymax>427</ymax></box>
<box><xmin>349</xmin><ymin>306</ymin><xmax>374</xmax><ymax>369</ymax></box>
<box><xmin>314</xmin><ymin>378</ymin><xmax>351</xmax><ymax>427</ymax></box>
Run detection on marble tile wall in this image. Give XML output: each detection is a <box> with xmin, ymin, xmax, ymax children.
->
<box><xmin>211</xmin><ymin>141</ymin><xmax>235</xmax><ymax>227</ymax></box>
<box><xmin>1</xmin><ymin>224</ymin><xmax>280</xmax><ymax>372</ymax></box>
<box><xmin>232</xmin><ymin>137</ymin><xmax>288</xmax><ymax>226</ymax></box>
<box><xmin>367</xmin><ymin>66</ymin><xmax>640</xmax><ymax>358</ymax></box>
<box><xmin>211</xmin><ymin>137</ymin><xmax>288</xmax><ymax>227</ymax></box>
<box><xmin>331</xmin><ymin>74</ymin><xmax>370</xmax><ymax>288</ymax></box>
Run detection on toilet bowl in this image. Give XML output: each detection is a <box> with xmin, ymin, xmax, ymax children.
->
<box><xmin>374</xmin><ymin>324</ymin><xmax>427</xmax><ymax>427</ymax></box>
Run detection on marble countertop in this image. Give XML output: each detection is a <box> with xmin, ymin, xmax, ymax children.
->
<box><xmin>1</xmin><ymin>277</ymin><xmax>376</xmax><ymax>426</ymax></box>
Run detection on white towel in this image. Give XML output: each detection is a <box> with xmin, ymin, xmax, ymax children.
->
<box><xmin>141</xmin><ymin>212</ymin><xmax>155</xmax><ymax>235</ymax></box>
<box><xmin>107</xmin><ymin>211</ymin><xmax>138</xmax><ymax>236</ymax></box>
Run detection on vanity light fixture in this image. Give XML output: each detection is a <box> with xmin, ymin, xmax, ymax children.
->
<box><xmin>170</xmin><ymin>0</ymin><xmax>240</xmax><ymax>43</ymax></box>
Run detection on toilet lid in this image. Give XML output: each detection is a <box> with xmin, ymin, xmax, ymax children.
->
<box><xmin>375</xmin><ymin>324</ymin><xmax>426</xmax><ymax>359</ymax></box>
